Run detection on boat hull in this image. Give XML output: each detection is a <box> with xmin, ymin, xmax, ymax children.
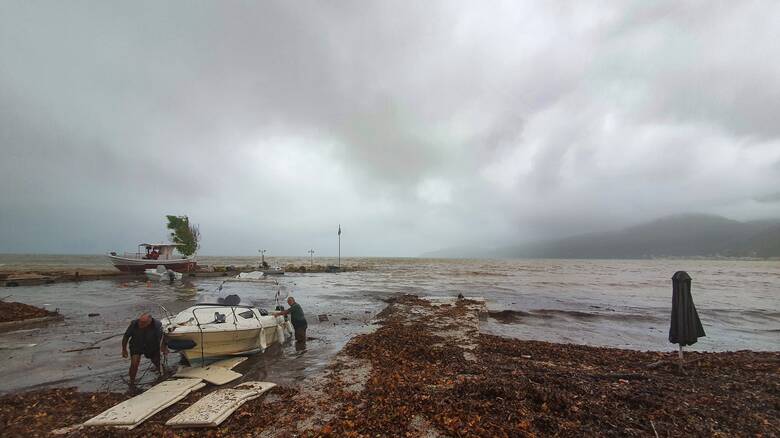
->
<box><xmin>166</xmin><ymin>326</ymin><xmax>284</xmax><ymax>362</ymax></box>
<box><xmin>107</xmin><ymin>255</ymin><xmax>197</xmax><ymax>273</ymax></box>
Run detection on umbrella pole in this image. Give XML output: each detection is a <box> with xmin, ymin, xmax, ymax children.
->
<box><xmin>678</xmin><ymin>345</ymin><xmax>684</xmax><ymax>373</ymax></box>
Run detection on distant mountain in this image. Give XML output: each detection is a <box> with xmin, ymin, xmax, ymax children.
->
<box><xmin>423</xmin><ymin>214</ymin><xmax>780</xmax><ymax>259</ymax></box>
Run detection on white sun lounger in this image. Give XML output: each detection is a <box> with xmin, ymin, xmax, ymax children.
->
<box><xmin>165</xmin><ymin>381</ymin><xmax>276</xmax><ymax>428</ymax></box>
<box><xmin>84</xmin><ymin>378</ymin><xmax>205</xmax><ymax>429</ymax></box>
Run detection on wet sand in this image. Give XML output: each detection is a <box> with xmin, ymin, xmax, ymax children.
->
<box><xmin>1</xmin><ymin>295</ymin><xmax>778</xmax><ymax>437</ymax></box>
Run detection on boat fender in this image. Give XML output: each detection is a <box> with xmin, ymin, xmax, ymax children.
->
<box><xmin>276</xmin><ymin>324</ymin><xmax>285</xmax><ymax>344</ymax></box>
<box><xmin>285</xmin><ymin>321</ymin><xmax>294</xmax><ymax>337</ymax></box>
<box><xmin>259</xmin><ymin>327</ymin><xmax>267</xmax><ymax>350</ymax></box>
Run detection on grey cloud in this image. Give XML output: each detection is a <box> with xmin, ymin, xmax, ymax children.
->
<box><xmin>1</xmin><ymin>1</ymin><xmax>779</xmax><ymax>255</ymax></box>
<box><xmin>755</xmin><ymin>192</ymin><xmax>780</xmax><ymax>203</ymax></box>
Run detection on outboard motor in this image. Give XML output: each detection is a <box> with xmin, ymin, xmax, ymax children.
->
<box><xmin>167</xmin><ymin>270</ymin><xmax>175</xmax><ymax>282</ymax></box>
<box><xmin>223</xmin><ymin>294</ymin><xmax>241</xmax><ymax>306</ymax></box>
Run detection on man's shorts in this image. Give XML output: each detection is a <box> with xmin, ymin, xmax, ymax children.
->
<box><xmin>130</xmin><ymin>343</ymin><xmax>160</xmax><ymax>360</ymax></box>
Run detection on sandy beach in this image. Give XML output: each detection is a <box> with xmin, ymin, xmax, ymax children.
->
<box><xmin>1</xmin><ymin>257</ymin><xmax>778</xmax><ymax>436</ymax></box>
<box><xmin>1</xmin><ymin>295</ymin><xmax>778</xmax><ymax>437</ymax></box>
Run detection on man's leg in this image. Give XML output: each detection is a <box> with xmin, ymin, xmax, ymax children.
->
<box><xmin>129</xmin><ymin>354</ymin><xmax>141</xmax><ymax>385</ymax></box>
<box><xmin>295</xmin><ymin>326</ymin><xmax>306</xmax><ymax>343</ymax></box>
<box><xmin>149</xmin><ymin>352</ymin><xmax>162</xmax><ymax>374</ymax></box>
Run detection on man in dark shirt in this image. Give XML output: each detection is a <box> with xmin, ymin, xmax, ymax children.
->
<box><xmin>121</xmin><ymin>313</ymin><xmax>167</xmax><ymax>385</ymax></box>
<box><xmin>274</xmin><ymin>296</ymin><xmax>307</xmax><ymax>343</ymax></box>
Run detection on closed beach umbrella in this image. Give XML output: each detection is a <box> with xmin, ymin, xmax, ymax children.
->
<box><xmin>669</xmin><ymin>271</ymin><xmax>705</xmax><ymax>369</ymax></box>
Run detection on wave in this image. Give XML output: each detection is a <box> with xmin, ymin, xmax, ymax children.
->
<box><xmin>449</xmin><ymin>271</ymin><xmax>511</xmax><ymax>277</ymax></box>
<box><xmin>487</xmin><ymin>310</ymin><xmax>532</xmax><ymax>323</ymax></box>
<box><xmin>489</xmin><ymin>308</ymin><xmax>655</xmax><ymax>324</ymax></box>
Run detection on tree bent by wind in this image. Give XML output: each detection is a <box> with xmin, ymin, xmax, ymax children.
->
<box><xmin>166</xmin><ymin>215</ymin><xmax>200</xmax><ymax>257</ymax></box>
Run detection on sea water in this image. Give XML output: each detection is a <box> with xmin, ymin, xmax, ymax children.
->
<box><xmin>0</xmin><ymin>255</ymin><xmax>777</xmax><ymax>393</ymax></box>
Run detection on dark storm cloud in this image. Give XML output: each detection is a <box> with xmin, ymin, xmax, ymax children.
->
<box><xmin>1</xmin><ymin>1</ymin><xmax>779</xmax><ymax>255</ymax></box>
<box><xmin>755</xmin><ymin>192</ymin><xmax>780</xmax><ymax>204</ymax></box>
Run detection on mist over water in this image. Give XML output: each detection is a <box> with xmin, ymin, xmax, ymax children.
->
<box><xmin>0</xmin><ymin>255</ymin><xmax>777</xmax><ymax>393</ymax></box>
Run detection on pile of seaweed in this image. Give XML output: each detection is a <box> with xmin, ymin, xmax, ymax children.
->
<box><xmin>0</xmin><ymin>299</ymin><xmax>58</xmax><ymax>323</ymax></box>
<box><xmin>308</xmin><ymin>296</ymin><xmax>779</xmax><ymax>437</ymax></box>
<box><xmin>0</xmin><ymin>386</ymin><xmax>297</xmax><ymax>437</ymax></box>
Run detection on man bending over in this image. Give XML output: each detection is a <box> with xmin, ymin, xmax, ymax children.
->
<box><xmin>121</xmin><ymin>313</ymin><xmax>167</xmax><ymax>386</ymax></box>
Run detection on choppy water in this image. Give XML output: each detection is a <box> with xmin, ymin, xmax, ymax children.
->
<box><xmin>0</xmin><ymin>255</ymin><xmax>778</xmax><ymax>394</ymax></box>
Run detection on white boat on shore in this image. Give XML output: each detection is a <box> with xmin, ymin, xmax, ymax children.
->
<box><xmin>163</xmin><ymin>303</ymin><xmax>292</xmax><ymax>362</ymax></box>
<box><xmin>262</xmin><ymin>266</ymin><xmax>285</xmax><ymax>276</ymax></box>
<box><xmin>227</xmin><ymin>271</ymin><xmax>265</xmax><ymax>282</ymax></box>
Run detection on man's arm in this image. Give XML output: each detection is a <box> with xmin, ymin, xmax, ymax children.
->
<box><xmin>121</xmin><ymin>322</ymin><xmax>133</xmax><ymax>358</ymax></box>
<box><xmin>155</xmin><ymin>321</ymin><xmax>168</xmax><ymax>354</ymax></box>
<box><xmin>273</xmin><ymin>309</ymin><xmax>289</xmax><ymax>317</ymax></box>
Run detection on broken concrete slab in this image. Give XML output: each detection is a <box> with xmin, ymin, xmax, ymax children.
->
<box><xmin>210</xmin><ymin>356</ymin><xmax>248</xmax><ymax>370</ymax></box>
<box><xmin>175</xmin><ymin>365</ymin><xmax>242</xmax><ymax>386</ymax></box>
<box><xmin>84</xmin><ymin>378</ymin><xmax>205</xmax><ymax>429</ymax></box>
<box><xmin>166</xmin><ymin>381</ymin><xmax>276</xmax><ymax>428</ymax></box>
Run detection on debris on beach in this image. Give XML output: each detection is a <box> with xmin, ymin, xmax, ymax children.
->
<box><xmin>0</xmin><ymin>386</ymin><xmax>296</xmax><ymax>437</ymax></box>
<box><xmin>165</xmin><ymin>381</ymin><xmax>276</xmax><ymax>428</ymax></box>
<box><xmin>1</xmin><ymin>294</ymin><xmax>777</xmax><ymax>437</ymax></box>
<box><xmin>0</xmin><ymin>300</ymin><xmax>59</xmax><ymax>323</ymax></box>
<box><xmin>261</xmin><ymin>295</ymin><xmax>780</xmax><ymax>437</ymax></box>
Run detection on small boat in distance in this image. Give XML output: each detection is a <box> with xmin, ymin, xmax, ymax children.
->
<box><xmin>108</xmin><ymin>243</ymin><xmax>197</xmax><ymax>273</ymax></box>
<box><xmin>228</xmin><ymin>271</ymin><xmax>266</xmax><ymax>282</ymax></box>
<box><xmin>262</xmin><ymin>266</ymin><xmax>285</xmax><ymax>276</ymax></box>
<box><xmin>145</xmin><ymin>265</ymin><xmax>184</xmax><ymax>281</ymax></box>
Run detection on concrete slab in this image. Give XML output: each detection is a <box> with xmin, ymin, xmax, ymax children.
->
<box><xmin>84</xmin><ymin>378</ymin><xmax>205</xmax><ymax>429</ymax></box>
<box><xmin>175</xmin><ymin>365</ymin><xmax>242</xmax><ymax>385</ymax></box>
<box><xmin>211</xmin><ymin>356</ymin><xmax>248</xmax><ymax>370</ymax></box>
<box><xmin>166</xmin><ymin>381</ymin><xmax>276</xmax><ymax>428</ymax></box>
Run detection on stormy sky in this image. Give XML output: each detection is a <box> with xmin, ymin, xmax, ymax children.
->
<box><xmin>1</xmin><ymin>1</ymin><xmax>779</xmax><ymax>256</ymax></box>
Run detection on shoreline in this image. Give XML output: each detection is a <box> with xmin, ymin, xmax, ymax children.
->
<box><xmin>0</xmin><ymin>264</ymin><xmax>365</xmax><ymax>287</ymax></box>
<box><xmin>1</xmin><ymin>295</ymin><xmax>777</xmax><ymax>436</ymax></box>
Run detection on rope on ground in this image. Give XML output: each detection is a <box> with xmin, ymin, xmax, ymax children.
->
<box><xmin>88</xmin><ymin>333</ymin><xmax>123</xmax><ymax>347</ymax></box>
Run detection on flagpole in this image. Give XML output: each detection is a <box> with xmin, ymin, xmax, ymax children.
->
<box><xmin>338</xmin><ymin>224</ymin><xmax>341</xmax><ymax>269</ymax></box>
